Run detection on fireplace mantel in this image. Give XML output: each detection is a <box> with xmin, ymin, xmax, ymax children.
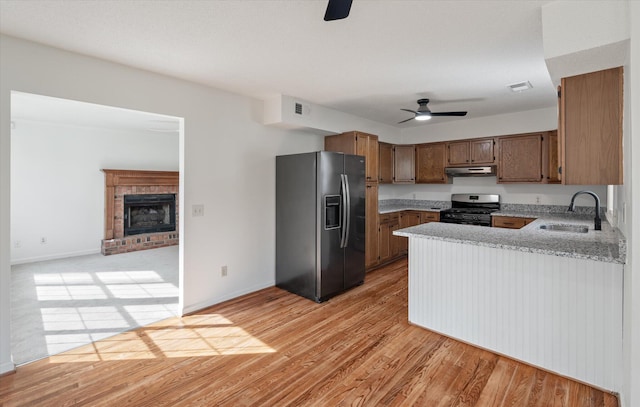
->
<box><xmin>102</xmin><ymin>169</ymin><xmax>179</xmax><ymax>254</ymax></box>
<box><xmin>102</xmin><ymin>169</ymin><xmax>180</xmax><ymax>189</ymax></box>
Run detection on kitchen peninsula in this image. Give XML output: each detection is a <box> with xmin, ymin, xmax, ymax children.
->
<box><xmin>394</xmin><ymin>213</ymin><xmax>625</xmax><ymax>393</ymax></box>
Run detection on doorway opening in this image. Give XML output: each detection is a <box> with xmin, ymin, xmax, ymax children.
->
<box><xmin>9</xmin><ymin>91</ymin><xmax>184</xmax><ymax>365</ymax></box>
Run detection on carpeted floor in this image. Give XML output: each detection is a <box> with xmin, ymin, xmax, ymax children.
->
<box><xmin>10</xmin><ymin>246</ymin><xmax>179</xmax><ymax>365</ymax></box>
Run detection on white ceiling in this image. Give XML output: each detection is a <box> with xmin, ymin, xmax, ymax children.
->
<box><xmin>0</xmin><ymin>0</ymin><xmax>556</xmax><ymax>128</ymax></box>
<box><xmin>10</xmin><ymin>92</ymin><xmax>181</xmax><ymax>134</ymax></box>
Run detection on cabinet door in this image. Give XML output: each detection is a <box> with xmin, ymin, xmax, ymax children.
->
<box><xmin>546</xmin><ymin>130</ymin><xmax>560</xmax><ymax>184</ymax></box>
<box><xmin>497</xmin><ymin>134</ymin><xmax>543</xmax><ymax>183</ymax></box>
<box><xmin>365</xmin><ymin>182</ymin><xmax>379</xmax><ymax>269</ymax></box>
<box><xmin>389</xmin><ymin>220</ymin><xmax>401</xmax><ymax>259</ymax></box>
<box><xmin>325</xmin><ymin>131</ymin><xmax>379</xmax><ymax>184</ymax></box>
<box><xmin>470</xmin><ymin>138</ymin><xmax>495</xmax><ymax>164</ymax></box>
<box><xmin>416</xmin><ymin>142</ymin><xmax>447</xmax><ymax>183</ymax></box>
<box><xmin>378</xmin><ymin>221</ymin><xmax>391</xmax><ymax>262</ymax></box>
<box><xmin>378</xmin><ymin>142</ymin><xmax>393</xmax><ymax>183</ymax></box>
<box><xmin>447</xmin><ymin>141</ymin><xmax>470</xmax><ymax>165</ymax></box>
<box><xmin>393</xmin><ymin>145</ymin><xmax>415</xmax><ymax>184</ymax></box>
<box><xmin>398</xmin><ymin>211</ymin><xmax>422</xmax><ymax>253</ymax></box>
<box><xmin>560</xmin><ymin>67</ymin><xmax>623</xmax><ymax>185</ymax></box>
<box><xmin>357</xmin><ymin>134</ymin><xmax>379</xmax><ymax>183</ymax></box>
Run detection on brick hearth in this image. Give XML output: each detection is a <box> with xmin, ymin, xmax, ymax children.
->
<box><xmin>101</xmin><ymin>169</ymin><xmax>179</xmax><ymax>255</ymax></box>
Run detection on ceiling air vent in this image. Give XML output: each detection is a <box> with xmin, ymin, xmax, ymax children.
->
<box><xmin>295</xmin><ymin>102</ymin><xmax>303</xmax><ymax>115</ymax></box>
<box><xmin>508</xmin><ymin>81</ymin><xmax>533</xmax><ymax>92</ymax></box>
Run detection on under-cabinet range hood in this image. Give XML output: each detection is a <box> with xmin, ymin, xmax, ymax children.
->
<box><xmin>445</xmin><ymin>166</ymin><xmax>497</xmax><ymax>177</ymax></box>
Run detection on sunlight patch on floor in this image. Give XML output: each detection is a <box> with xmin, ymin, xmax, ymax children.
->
<box><xmin>48</xmin><ymin>314</ymin><xmax>276</xmax><ymax>363</ymax></box>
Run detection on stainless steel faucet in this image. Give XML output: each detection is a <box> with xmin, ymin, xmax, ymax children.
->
<box><xmin>568</xmin><ymin>190</ymin><xmax>601</xmax><ymax>231</ymax></box>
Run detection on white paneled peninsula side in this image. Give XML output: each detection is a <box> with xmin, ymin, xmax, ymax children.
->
<box><xmin>394</xmin><ymin>214</ymin><xmax>625</xmax><ymax>393</ymax></box>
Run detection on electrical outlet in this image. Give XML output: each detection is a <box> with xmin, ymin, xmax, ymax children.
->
<box><xmin>535</xmin><ymin>196</ymin><xmax>541</xmax><ymax>204</ymax></box>
<box><xmin>40</xmin><ymin>237</ymin><xmax>47</xmax><ymax>244</ymax></box>
<box><xmin>221</xmin><ymin>265</ymin><xmax>228</xmax><ymax>277</ymax></box>
<box><xmin>14</xmin><ymin>240</ymin><xmax>21</xmax><ymax>249</ymax></box>
<box><xmin>192</xmin><ymin>204</ymin><xmax>204</xmax><ymax>217</ymax></box>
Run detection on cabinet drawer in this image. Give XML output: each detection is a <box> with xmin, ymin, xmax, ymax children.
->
<box><xmin>379</xmin><ymin>212</ymin><xmax>399</xmax><ymax>224</ymax></box>
<box><xmin>492</xmin><ymin>216</ymin><xmax>535</xmax><ymax>229</ymax></box>
<box><xmin>420</xmin><ymin>211</ymin><xmax>440</xmax><ymax>223</ymax></box>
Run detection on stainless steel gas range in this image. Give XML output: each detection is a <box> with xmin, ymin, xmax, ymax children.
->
<box><xmin>439</xmin><ymin>194</ymin><xmax>500</xmax><ymax>227</ymax></box>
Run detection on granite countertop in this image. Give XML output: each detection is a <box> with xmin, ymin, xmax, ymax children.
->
<box><xmin>394</xmin><ymin>211</ymin><xmax>626</xmax><ymax>264</ymax></box>
<box><xmin>378</xmin><ymin>199</ymin><xmax>449</xmax><ymax>214</ymax></box>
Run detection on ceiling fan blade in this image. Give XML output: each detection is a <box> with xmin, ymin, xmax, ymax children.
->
<box><xmin>324</xmin><ymin>0</ymin><xmax>353</xmax><ymax>21</ymax></box>
<box><xmin>429</xmin><ymin>111</ymin><xmax>468</xmax><ymax>117</ymax></box>
<box><xmin>397</xmin><ymin>117</ymin><xmax>415</xmax><ymax>124</ymax></box>
<box><xmin>400</xmin><ymin>108</ymin><xmax>418</xmax><ymax>114</ymax></box>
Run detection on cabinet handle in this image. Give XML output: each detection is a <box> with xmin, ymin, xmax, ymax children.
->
<box><xmin>503</xmin><ymin>222</ymin><xmax>515</xmax><ymax>226</ymax></box>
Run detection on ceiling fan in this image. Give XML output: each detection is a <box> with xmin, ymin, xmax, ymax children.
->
<box><xmin>398</xmin><ymin>98</ymin><xmax>468</xmax><ymax>124</ymax></box>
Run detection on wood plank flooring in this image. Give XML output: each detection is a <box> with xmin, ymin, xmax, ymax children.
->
<box><xmin>0</xmin><ymin>259</ymin><xmax>618</xmax><ymax>406</ymax></box>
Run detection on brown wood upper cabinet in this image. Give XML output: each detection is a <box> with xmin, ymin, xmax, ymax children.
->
<box><xmin>325</xmin><ymin>131</ymin><xmax>379</xmax><ymax>183</ymax></box>
<box><xmin>393</xmin><ymin>145</ymin><xmax>415</xmax><ymax>184</ymax></box>
<box><xmin>447</xmin><ymin>138</ymin><xmax>495</xmax><ymax>166</ymax></box>
<box><xmin>559</xmin><ymin>67</ymin><xmax>623</xmax><ymax>185</ymax></box>
<box><xmin>378</xmin><ymin>142</ymin><xmax>393</xmax><ymax>184</ymax></box>
<box><xmin>497</xmin><ymin>133</ymin><xmax>544</xmax><ymax>183</ymax></box>
<box><xmin>415</xmin><ymin>142</ymin><xmax>448</xmax><ymax>184</ymax></box>
<box><xmin>545</xmin><ymin>130</ymin><xmax>560</xmax><ymax>184</ymax></box>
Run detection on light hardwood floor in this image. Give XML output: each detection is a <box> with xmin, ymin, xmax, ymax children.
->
<box><xmin>0</xmin><ymin>259</ymin><xmax>618</xmax><ymax>406</ymax></box>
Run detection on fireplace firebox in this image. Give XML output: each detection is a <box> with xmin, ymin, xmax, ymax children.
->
<box><xmin>124</xmin><ymin>194</ymin><xmax>176</xmax><ymax>236</ymax></box>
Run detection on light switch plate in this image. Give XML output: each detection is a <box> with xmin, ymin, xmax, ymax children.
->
<box><xmin>192</xmin><ymin>204</ymin><xmax>204</xmax><ymax>217</ymax></box>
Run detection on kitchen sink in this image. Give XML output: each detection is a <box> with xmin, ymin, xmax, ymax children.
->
<box><xmin>539</xmin><ymin>224</ymin><xmax>589</xmax><ymax>233</ymax></box>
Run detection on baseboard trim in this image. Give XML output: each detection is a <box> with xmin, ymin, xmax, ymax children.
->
<box><xmin>10</xmin><ymin>249</ymin><xmax>102</xmax><ymax>265</ymax></box>
<box><xmin>0</xmin><ymin>361</ymin><xmax>16</xmax><ymax>376</ymax></box>
<box><xmin>181</xmin><ymin>280</ymin><xmax>275</xmax><ymax>315</ymax></box>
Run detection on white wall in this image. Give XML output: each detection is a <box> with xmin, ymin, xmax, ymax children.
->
<box><xmin>10</xmin><ymin>119</ymin><xmax>178</xmax><ymax>264</ymax></box>
<box><xmin>380</xmin><ymin>179</ymin><xmax>607</xmax><ymax>209</ymax></box>
<box><xmin>386</xmin><ymin>107</ymin><xmax>607</xmax><ymax>207</ymax></box>
<box><xmin>622</xmin><ymin>2</ymin><xmax>640</xmax><ymax>406</ymax></box>
<box><xmin>0</xmin><ymin>34</ymin><xmax>400</xmax><ymax>374</ymax></box>
<box><xmin>400</xmin><ymin>107</ymin><xmax>557</xmax><ymax>144</ymax></box>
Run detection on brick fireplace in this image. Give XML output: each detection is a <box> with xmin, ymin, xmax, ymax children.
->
<box><xmin>101</xmin><ymin>169</ymin><xmax>179</xmax><ymax>255</ymax></box>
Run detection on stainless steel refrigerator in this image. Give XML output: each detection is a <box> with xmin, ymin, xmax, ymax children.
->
<box><xmin>276</xmin><ymin>151</ymin><xmax>366</xmax><ymax>302</ymax></box>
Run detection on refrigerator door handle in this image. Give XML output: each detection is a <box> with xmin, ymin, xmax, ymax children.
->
<box><xmin>339</xmin><ymin>174</ymin><xmax>347</xmax><ymax>248</ymax></box>
<box><xmin>341</xmin><ymin>173</ymin><xmax>351</xmax><ymax>248</ymax></box>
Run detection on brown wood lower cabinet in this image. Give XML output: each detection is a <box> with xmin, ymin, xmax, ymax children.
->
<box><xmin>378</xmin><ymin>213</ymin><xmax>401</xmax><ymax>264</ymax></box>
<box><xmin>399</xmin><ymin>211</ymin><xmax>422</xmax><ymax>254</ymax></box>
<box><xmin>377</xmin><ymin>210</ymin><xmax>441</xmax><ymax>265</ymax></box>
<box><xmin>421</xmin><ymin>211</ymin><xmax>440</xmax><ymax>223</ymax></box>
<box><xmin>365</xmin><ymin>183</ymin><xmax>379</xmax><ymax>269</ymax></box>
<box><xmin>492</xmin><ymin>215</ymin><xmax>536</xmax><ymax>229</ymax></box>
